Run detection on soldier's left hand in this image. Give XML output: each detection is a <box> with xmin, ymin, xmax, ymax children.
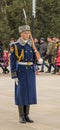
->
<box><xmin>15</xmin><ymin>78</ymin><xmax>19</xmax><ymax>86</ymax></box>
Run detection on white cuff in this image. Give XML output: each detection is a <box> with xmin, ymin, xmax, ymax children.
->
<box><xmin>34</xmin><ymin>49</ymin><xmax>38</xmax><ymax>53</ymax></box>
<box><xmin>37</xmin><ymin>58</ymin><xmax>43</xmax><ymax>64</ymax></box>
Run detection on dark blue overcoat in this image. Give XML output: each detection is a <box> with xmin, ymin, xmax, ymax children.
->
<box><xmin>10</xmin><ymin>41</ymin><xmax>37</xmax><ymax>105</ymax></box>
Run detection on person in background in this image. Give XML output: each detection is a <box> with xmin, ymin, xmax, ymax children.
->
<box><xmin>2</xmin><ymin>50</ymin><xmax>9</xmax><ymax>74</ymax></box>
<box><xmin>34</xmin><ymin>38</ymin><xmax>40</xmax><ymax>52</ymax></box>
<box><xmin>55</xmin><ymin>43</ymin><xmax>60</xmax><ymax>75</ymax></box>
<box><xmin>52</xmin><ymin>37</ymin><xmax>59</xmax><ymax>74</ymax></box>
<box><xmin>46</xmin><ymin>36</ymin><xmax>55</xmax><ymax>73</ymax></box>
<box><xmin>34</xmin><ymin>38</ymin><xmax>40</xmax><ymax>74</ymax></box>
<box><xmin>0</xmin><ymin>40</ymin><xmax>4</xmax><ymax>58</ymax></box>
<box><xmin>10</xmin><ymin>25</ymin><xmax>42</xmax><ymax>123</ymax></box>
<box><xmin>9</xmin><ymin>37</ymin><xmax>15</xmax><ymax>48</ymax></box>
<box><xmin>0</xmin><ymin>40</ymin><xmax>4</xmax><ymax>72</ymax></box>
<box><xmin>38</xmin><ymin>37</ymin><xmax>49</xmax><ymax>72</ymax></box>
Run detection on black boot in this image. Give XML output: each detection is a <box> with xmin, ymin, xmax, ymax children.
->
<box><xmin>18</xmin><ymin>106</ymin><xmax>26</xmax><ymax>123</ymax></box>
<box><xmin>25</xmin><ymin>115</ymin><xmax>34</xmax><ymax>123</ymax></box>
<box><xmin>24</xmin><ymin>105</ymin><xmax>34</xmax><ymax>123</ymax></box>
<box><xmin>20</xmin><ymin>116</ymin><xmax>26</xmax><ymax>123</ymax></box>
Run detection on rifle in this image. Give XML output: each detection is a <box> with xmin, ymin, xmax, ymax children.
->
<box><xmin>23</xmin><ymin>8</ymin><xmax>41</xmax><ymax>61</ymax></box>
<box><xmin>23</xmin><ymin>8</ymin><xmax>27</xmax><ymax>25</ymax></box>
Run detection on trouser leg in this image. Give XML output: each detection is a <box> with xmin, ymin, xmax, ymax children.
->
<box><xmin>48</xmin><ymin>63</ymin><xmax>51</xmax><ymax>72</ymax></box>
<box><xmin>54</xmin><ymin>62</ymin><xmax>57</xmax><ymax>73</ymax></box>
<box><xmin>44</xmin><ymin>62</ymin><xmax>49</xmax><ymax>68</ymax></box>
<box><xmin>41</xmin><ymin>60</ymin><xmax>44</xmax><ymax>71</ymax></box>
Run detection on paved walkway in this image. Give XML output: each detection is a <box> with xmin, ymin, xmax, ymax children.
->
<box><xmin>0</xmin><ymin>73</ymin><xmax>60</xmax><ymax>130</ymax></box>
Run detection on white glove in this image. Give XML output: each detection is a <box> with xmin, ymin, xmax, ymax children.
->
<box><xmin>37</xmin><ymin>58</ymin><xmax>43</xmax><ymax>64</ymax></box>
<box><xmin>15</xmin><ymin>78</ymin><xmax>19</xmax><ymax>85</ymax></box>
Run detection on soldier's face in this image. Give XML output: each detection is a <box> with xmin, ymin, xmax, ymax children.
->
<box><xmin>21</xmin><ymin>31</ymin><xmax>30</xmax><ymax>40</ymax></box>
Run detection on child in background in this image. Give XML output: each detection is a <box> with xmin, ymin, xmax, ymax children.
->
<box><xmin>2</xmin><ymin>50</ymin><xmax>9</xmax><ymax>74</ymax></box>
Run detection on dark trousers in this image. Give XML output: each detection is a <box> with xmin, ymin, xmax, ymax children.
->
<box><xmin>41</xmin><ymin>60</ymin><xmax>49</xmax><ymax>71</ymax></box>
<box><xmin>48</xmin><ymin>63</ymin><xmax>54</xmax><ymax>72</ymax></box>
<box><xmin>48</xmin><ymin>55</ymin><xmax>55</xmax><ymax>72</ymax></box>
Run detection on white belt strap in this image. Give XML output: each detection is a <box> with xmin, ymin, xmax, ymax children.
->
<box><xmin>18</xmin><ymin>62</ymin><xmax>33</xmax><ymax>65</ymax></box>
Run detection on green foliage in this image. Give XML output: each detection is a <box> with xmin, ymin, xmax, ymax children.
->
<box><xmin>36</xmin><ymin>0</ymin><xmax>60</xmax><ymax>38</ymax></box>
<box><xmin>0</xmin><ymin>0</ymin><xmax>60</xmax><ymax>48</ymax></box>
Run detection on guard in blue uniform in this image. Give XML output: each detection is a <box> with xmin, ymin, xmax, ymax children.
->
<box><xmin>10</xmin><ymin>25</ymin><xmax>38</xmax><ymax>123</ymax></box>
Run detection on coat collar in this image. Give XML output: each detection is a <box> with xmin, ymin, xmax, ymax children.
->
<box><xmin>17</xmin><ymin>37</ymin><xmax>32</xmax><ymax>47</ymax></box>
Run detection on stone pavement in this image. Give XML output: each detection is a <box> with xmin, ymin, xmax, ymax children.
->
<box><xmin>0</xmin><ymin>73</ymin><xmax>60</xmax><ymax>130</ymax></box>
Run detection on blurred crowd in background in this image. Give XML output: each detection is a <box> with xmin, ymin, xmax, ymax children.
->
<box><xmin>34</xmin><ymin>36</ymin><xmax>60</xmax><ymax>75</ymax></box>
<box><xmin>0</xmin><ymin>36</ymin><xmax>60</xmax><ymax>75</ymax></box>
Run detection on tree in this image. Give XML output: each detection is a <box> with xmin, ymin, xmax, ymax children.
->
<box><xmin>36</xmin><ymin>0</ymin><xmax>60</xmax><ymax>39</ymax></box>
<box><xmin>0</xmin><ymin>0</ymin><xmax>60</xmax><ymax>48</ymax></box>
